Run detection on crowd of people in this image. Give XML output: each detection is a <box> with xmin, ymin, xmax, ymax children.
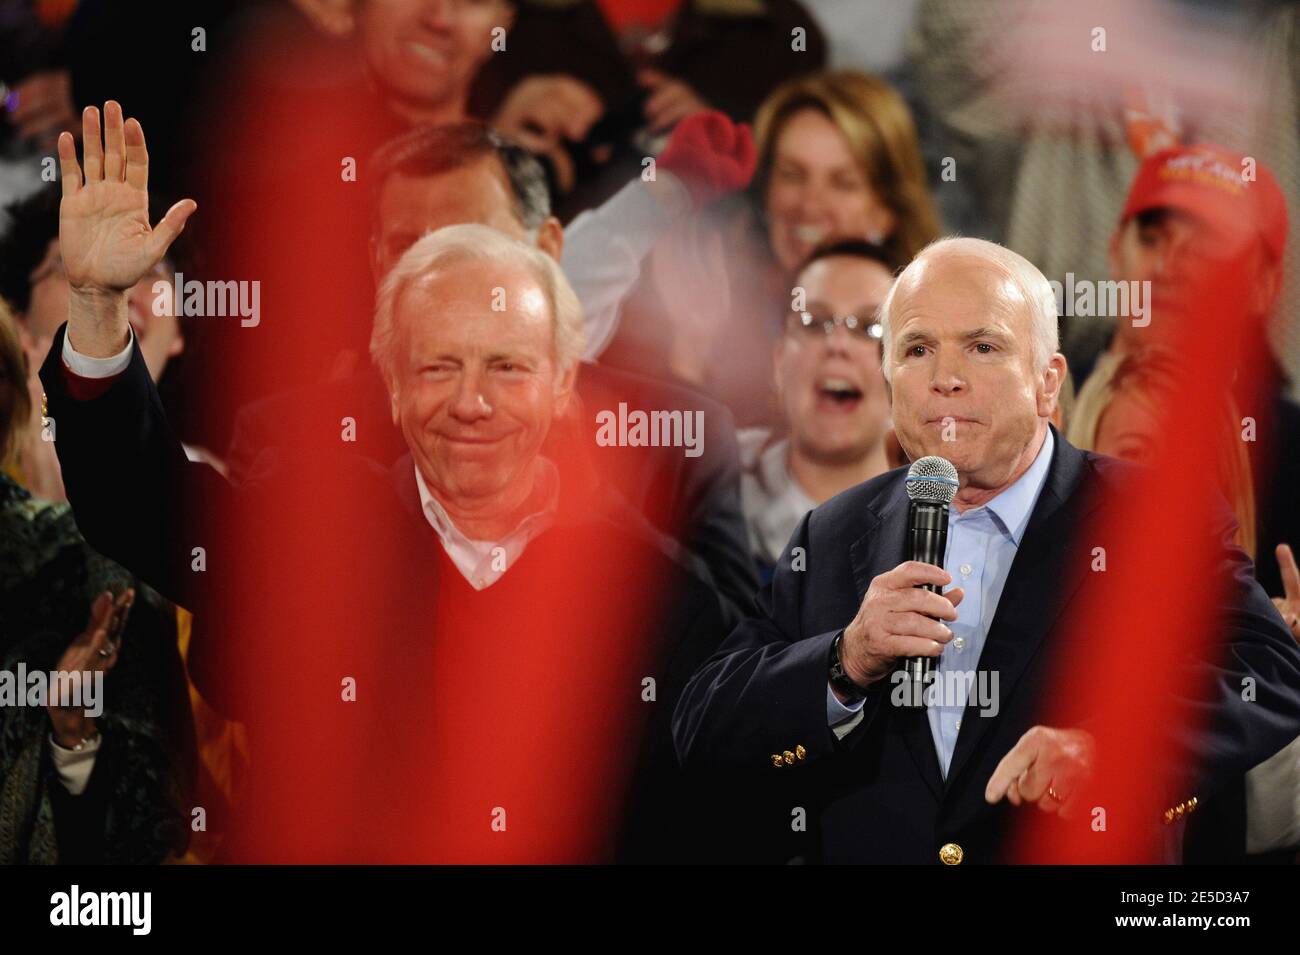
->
<box><xmin>2</xmin><ymin>0</ymin><xmax>1300</xmax><ymax>864</ymax></box>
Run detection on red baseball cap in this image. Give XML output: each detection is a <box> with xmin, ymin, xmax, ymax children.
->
<box><xmin>1119</xmin><ymin>144</ymin><xmax>1288</xmax><ymax>262</ymax></box>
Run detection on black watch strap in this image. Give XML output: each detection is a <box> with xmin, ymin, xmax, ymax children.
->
<box><xmin>828</xmin><ymin>629</ymin><xmax>868</xmax><ymax>702</ymax></box>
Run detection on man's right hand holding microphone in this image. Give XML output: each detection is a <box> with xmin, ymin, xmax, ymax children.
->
<box><xmin>833</xmin><ymin>561</ymin><xmax>964</xmax><ymax>701</ymax></box>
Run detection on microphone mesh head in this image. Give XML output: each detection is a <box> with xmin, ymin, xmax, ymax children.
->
<box><xmin>905</xmin><ymin>455</ymin><xmax>959</xmax><ymax>504</ymax></box>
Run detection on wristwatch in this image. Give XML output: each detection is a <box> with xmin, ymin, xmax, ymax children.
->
<box><xmin>828</xmin><ymin>629</ymin><xmax>868</xmax><ymax>703</ymax></box>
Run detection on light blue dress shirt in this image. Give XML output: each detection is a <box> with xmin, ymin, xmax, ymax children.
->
<box><xmin>827</xmin><ymin>429</ymin><xmax>1055</xmax><ymax>777</ymax></box>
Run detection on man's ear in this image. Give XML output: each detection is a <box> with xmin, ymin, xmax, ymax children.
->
<box><xmin>1107</xmin><ymin>226</ymin><xmax>1124</xmax><ymax>278</ymax></box>
<box><xmin>884</xmin><ymin>428</ymin><xmax>908</xmax><ymax>469</ymax></box>
<box><xmin>387</xmin><ymin>376</ymin><xmax>401</xmax><ymax>428</ymax></box>
<box><xmin>535</xmin><ymin>216</ymin><xmax>564</xmax><ymax>262</ymax></box>
<box><xmin>369</xmin><ymin>235</ymin><xmax>384</xmax><ymax>286</ymax></box>
<box><xmin>771</xmin><ymin>337</ymin><xmax>788</xmax><ymax>404</ymax></box>
<box><xmin>553</xmin><ymin>360</ymin><xmax>579</xmax><ymax>417</ymax></box>
<box><xmin>1250</xmin><ymin>257</ymin><xmax>1283</xmax><ymax>320</ymax></box>
<box><xmin>1037</xmin><ymin>353</ymin><xmax>1068</xmax><ymax>417</ymax></box>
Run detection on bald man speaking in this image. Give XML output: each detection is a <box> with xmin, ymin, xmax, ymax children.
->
<box><xmin>672</xmin><ymin>238</ymin><xmax>1300</xmax><ymax>864</ymax></box>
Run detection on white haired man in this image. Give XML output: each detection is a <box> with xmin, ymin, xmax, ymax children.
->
<box><xmin>40</xmin><ymin>103</ymin><xmax>728</xmax><ymax>862</ymax></box>
<box><xmin>673</xmin><ymin>236</ymin><xmax>1300</xmax><ymax>864</ymax></box>
<box><xmin>224</xmin><ymin>119</ymin><xmax>759</xmax><ymax>620</ymax></box>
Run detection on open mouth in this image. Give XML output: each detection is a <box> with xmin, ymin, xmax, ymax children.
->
<box><xmin>403</xmin><ymin>40</ymin><xmax>450</xmax><ymax>68</ymax></box>
<box><xmin>815</xmin><ymin>377</ymin><xmax>864</xmax><ymax>412</ymax></box>
<box><xmin>793</xmin><ymin>224</ymin><xmax>826</xmax><ymax>245</ymax></box>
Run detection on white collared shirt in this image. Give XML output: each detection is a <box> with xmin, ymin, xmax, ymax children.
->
<box><xmin>828</xmin><ymin>428</ymin><xmax>1056</xmax><ymax>747</ymax></box>
<box><xmin>738</xmin><ymin>428</ymin><xmax>817</xmax><ymax>570</ymax></box>
<box><xmin>413</xmin><ymin>459</ymin><xmax>560</xmax><ymax>590</ymax></box>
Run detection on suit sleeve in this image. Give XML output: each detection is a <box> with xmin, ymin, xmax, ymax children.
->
<box><xmin>672</xmin><ymin>512</ymin><xmax>881</xmax><ymax>773</ymax></box>
<box><xmin>561</xmin><ymin>178</ymin><xmax>683</xmax><ymax>360</ymax></box>
<box><xmin>677</xmin><ymin>401</ymin><xmax>760</xmax><ymax>619</ymax></box>
<box><xmin>1164</xmin><ymin>497</ymin><xmax>1300</xmax><ymax>810</ymax></box>
<box><xmin>38</xmin><ymin>324</ymin><xmax>239</xmax><ymax>625</ymax></box>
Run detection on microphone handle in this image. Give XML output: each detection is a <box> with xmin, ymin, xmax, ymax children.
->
<box><xmin>903</xmin><ymin>501</ymin><xmax>949</xmax><ymax>696</ymax></box>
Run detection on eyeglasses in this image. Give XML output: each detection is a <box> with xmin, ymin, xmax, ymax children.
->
<box><xmin>787</xmin><ymin>309</ymin><xmax>883</xmax><ymax>343</ymax></box>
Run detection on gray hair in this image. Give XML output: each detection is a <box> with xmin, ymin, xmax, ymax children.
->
<box><xmin>879</xmin><ymin>236</ymin><xmax>1059</xmax><ymax>383</ymax></box>
<box><xmin>368</xmin><ymin>122</ymin><xmax>552</xmax><ymax>233</ymax></box>
<box><xmin>370</xmin><ymin>223</ymin><xmax>585</xmax><ymax>388</ymax></box>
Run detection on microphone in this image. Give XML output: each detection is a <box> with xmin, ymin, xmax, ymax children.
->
<box><xmin>900</xmin><ymin>456</ymin><xmax>959</xmax><ymax>705</ymax></box>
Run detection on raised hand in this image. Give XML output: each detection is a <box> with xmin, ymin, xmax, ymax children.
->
<box><xmin>47</xmin><ymin>588</ymin><xmax>134</xmax><ymax>748</ymax></box>
<box><xmin>1272</xmin><ymin>543</ymin><xmax>1300</xmax><ymax>640</ymax></box>
<box><xmin>9</xmin><ymin>70</ymin><xmax>77</xmax><ymax>151</ymax></box>
<box><xmin>655</xmin><ymin>110</ymin><xmax>756</xmax><ymax>208</ymax></box>
<box><xmin>638</xmin><ymin>69</ymin><xmax>710</xmax><ymax>134</ymax></box>
<box><xmin>57</xmin><ymin>102</ymin><xmax>195</xmax><ymax>295</ymax></box>
<box><xmin>491</xmin><ymin>75</ymin><xmax>604</xmax><ymax>193</ymax></box>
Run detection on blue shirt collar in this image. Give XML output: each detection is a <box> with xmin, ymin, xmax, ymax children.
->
<box><xmin>955</xmin><ymin>427</ymin><xmax>1055</xmax><ymax>547</ymax></box>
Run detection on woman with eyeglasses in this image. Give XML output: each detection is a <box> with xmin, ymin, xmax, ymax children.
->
<box><xmin>738</xmin><ymin>241</ymin><xmax>896</xmax><ymax>582</ymax></box>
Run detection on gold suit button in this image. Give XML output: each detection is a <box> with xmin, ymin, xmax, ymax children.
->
<box><xmin>939</xmin><ymin>843</ymin><xmax>963</xmax><ymax>865</ymax></box>
<box><xmin>795</xmin><ymin>744</ymin><xmax>807</xmax><ymax>761</ymax></box>
<box><xmin>771</xmin><ymin>754</ymin><xmax>783</xmax><ymax>768</ymax></box>
<box><xmin>782</xmin><ymin>750</ymin><xmax>796</xmax><ymax>766</ymax></box>
<box><xmin>1163</xmin><ymin>795</ymin><xmax>1199</xmax><ymax>823</ymax></box>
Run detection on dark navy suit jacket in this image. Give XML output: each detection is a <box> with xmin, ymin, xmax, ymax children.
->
<box><xmin>673</xmin><ymin>427</ymin><xmax>1300</xmax><ymax>863</ymax></box>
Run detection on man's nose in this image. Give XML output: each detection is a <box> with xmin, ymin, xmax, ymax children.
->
<box><xmin>821</xmin><ymin>323</ymin><xmax>854</xmax><ymax>357</ymax></box>
<box><xmin>449</xmin><ymin>370</ymin><xmax>493</xmax><ymax>422</ymax></box>
<box><xmin>420</xmin><ymin>0</ymin><xmax>456</xmax><ymax>28</ymax></box>
<box><xmin>930</xmin><ymin>350</ymin><xmax>966</xmax><ymax>395</ymax></box>
<box><xmin>793</xmin><ymin>180</ymin><xmax>831</xmax><ymax>220</ymax></box>
<box><xmin>1155</xmin><ymin>233</ymin><xmax>1194</xmax><ymax>281</ymax></box>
